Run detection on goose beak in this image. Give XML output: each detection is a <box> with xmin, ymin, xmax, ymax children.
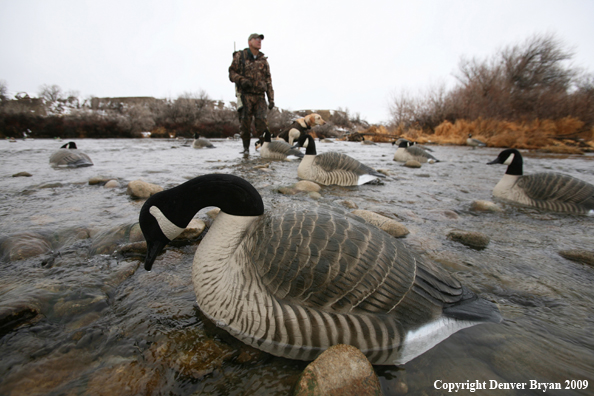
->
<box><xmin>144</xmin><ymin>239</ymin><xmax>168</xmax><ymax>271</ymax></box>
<box><xmin>486</xmin><ymin>158</ymin><xmax>499</xmax><ymax>165</ymax></box>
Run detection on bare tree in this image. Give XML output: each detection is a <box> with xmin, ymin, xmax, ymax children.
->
<box><xmin>0</xmin><ymin>80</ymin><xmax>7</xmax><ymax>101</ymax></box>
<box><xmin>39</xmin><ymin>84</ymin><xmax>63</xmax><ymax>103</ymax></box>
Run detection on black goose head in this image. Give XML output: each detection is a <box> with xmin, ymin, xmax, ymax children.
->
<box><xmin>139</xmin><ymin>174</ymin><xmax>264</xmax><ymax>271</ymax></box>
<box><xmin>296</xmin><ymin>134</ymin><xmax>316</xmax><ymax>155</ymax></box>
<box><xmin>487</xmin><ymin>148</ymin><xmax>523</xmax><ymax>175</ymax></box>
<box><xmin>61</xmin><ymin>142</ymin><xmax>77</xmax><ymax>149</ymax></box>
<box><xmin>263</xmin><ymin>130</ymin><xmax>272</xmax><ymax>143</ymax></box>
<box><xmin>398</xmin><ymin>140</ymin><xmax>411</xmax><ymax>148</ymax></box>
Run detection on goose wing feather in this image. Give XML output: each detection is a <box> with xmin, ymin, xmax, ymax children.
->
<box><xmin>313</xmin><ymin>152</ymin><xmax>382</xmax><ymax>177</ymax></box>
<box><xmin>251</xmin><ymin>205</ymin><xmax>463</xmax><ymax>316</ymax></box>
<box><xmin>50</xmin><ymin>150</ymin><xmax>93</xmax><ymax>167</ymax></box>
<box><xmin>406</xmin><ymin>146</ymin><xmax>437</xmax><ymax>160</ymax></box>
<box><xmin>268</xmin><ymin>140</ymin><xmax>304</xmax><ymax>157</ymax></box>
<box><xmin>518</xmin><ymin>173</ymin><xmax>594</xmax><ymax>208</ymax></box>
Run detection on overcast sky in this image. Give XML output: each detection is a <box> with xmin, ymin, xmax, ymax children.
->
<box><xmin>1</xmin><ymin>0</ymin><xmax>593</xmax><ymax>124</ymax></box>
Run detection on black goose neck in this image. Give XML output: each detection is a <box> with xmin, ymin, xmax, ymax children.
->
<box><xmin>141</xmin><ymin>174</ymin><xmax>264</xmax><ymax>229</ymax></box>
<box><xmin>305</xmin><ymin>135</ymin><xmax>317</xmax><ymax>155</ymax></box>
<box><xmin>505</xmin><ymin>149</ymin><xmax>523</xmax><ymax>176</ymax></box>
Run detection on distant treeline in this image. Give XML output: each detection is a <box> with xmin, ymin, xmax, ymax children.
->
<box><xmin>0</xmin><ymin>84</ymin><xmax>359</xmax><ymax>139</ymax></box>
<box><xmin>388</xmin><ymin>33</ymin><xmax>594</xmax><ymax>139</ymax></box>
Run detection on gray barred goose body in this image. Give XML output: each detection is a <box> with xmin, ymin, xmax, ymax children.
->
<box><xmin>393</xmin><ymin>140</ymin><xmax>439</xmax><ymax>163</ymax></box>
<box><xmin>467</xmin><ymin>134</ymin><xmax>486</xmax><ymax>149</ymax></box>
<box><xmin>139</xmin><ymin>174</ymin><xmax>502</xmax><ymax>365</ymax></box>
<box><xmin>260</xmin><ymin>130</ymin><xmax>304</xmax><ymax>160</ymax></box>
<box><xmin>192</xmin><ymin>133</ymin><xmax>215</xmax><ymax>149</ymax></box>
<box><xmin>297</xmin><ymin>135</ymin><xmax>385</xmax><ymax>186</ymax></box>
<box><xmin>487</xmin><ymin>149</ymin><xmax>594</xmax><ymax>215</ymax></box>
<box><xmin>49</xmin><ymin>142</ymin><xmax>93</xmax><ymax>168</ymax></box>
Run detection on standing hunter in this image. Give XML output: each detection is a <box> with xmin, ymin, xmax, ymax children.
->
<box><xmin>229</xmin><ymin>33</ymin><xmax>275</xmax><ymax>154</ymax></box>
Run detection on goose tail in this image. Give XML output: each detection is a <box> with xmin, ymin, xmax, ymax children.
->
<box><xmin>443</xmin><ymin>287</ymin><xmax>502</xmax><ymax>324</ymax></box>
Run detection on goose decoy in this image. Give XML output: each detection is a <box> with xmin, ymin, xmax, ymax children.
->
<box><xmin>487</xmin><ymin>149</ymin><xmax>594</xmax><ymax>214</ymax></box>
<box><xmin>139</xmin><ymin>173</ymin><xmax>502</xmax><ymax>365</ymax></box>
<box><xmin>49</xmin><ymin>142</ymin><xmax>93</xmax><ymax>168</ymax></box>
<box><xmin>258</xmin><ymin>130</ymin><xmax>304</xmax><ymax>160</ymax></box>
<box><xmin>192</xmin><ymin>133</ymin><xmax>215</xmax><ymax>149</ymax></box>
<box><xmin>393</xmin><ymin>140</ymin><xmax>440</xmax><ymax>163</ymax></box>
<box><xmin>297</xmin><ymin>134</ymin><xmax>385</xmax><ymax>186</ymax></box>
<box><xmin>392</xmin><ymin>138</ymin><xmax>434</xmax><ymax>152</ymax></box>
<box><xmin>467</xmin><ymin>134</ymin><xmax>486</xmax><ymax>149</ymax></box>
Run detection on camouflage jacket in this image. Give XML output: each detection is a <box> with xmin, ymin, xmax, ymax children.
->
<box><xmin>229</xmin><ymin>48</ymin><xmax>274</xmax><ymax>102</ymax></box>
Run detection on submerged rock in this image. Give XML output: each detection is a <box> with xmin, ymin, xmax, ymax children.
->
<box><xmin>0</xmin><ymin>232</ymin><xmax>53</xmax><ymax>261</ymax></box>
<box><xmin>126</xmin><ymin>180</ymin><xmax>163</xmax><ymax>199</ymax></box>
<box><xmin>293</xmin><ymin>344</ymin><xmax>382</xmax><ymax>396</ymax></box>
<box><xmin>0</xmin><ymin>302</ymin><xmax>43</xmax><ymax>337</ymax></box>
<box><xmin>558</xmin><ymin>249</ymin><xmax>594</xmax><ymax>266</ymax></box>
<box><xmin>308</xmin><ymin>191</ymin><xmax>322</xmax><ymax>200</ymax></box>
<box><xmin>447</xmin><ymin>230</ymin><xmax>490</xmax><ymax>249</ymax></box>
<box><xmin>337</xmin><ymin>200</ymin><xmax>358</xmax><ymax>209</ymax></box>
<box><xmin>351</xmin><ymin>210</ymin><xmax>409</xmax><ymax>238</ymax></box>
<box><xmin>278</xmin><ymin>186</ymin><xmax>298</xmax><ymax>195</ymax></box>
<box><xmin>404</xmin><ymin>160</ymin><xmax>422</xmax><ymax>168</ymax></box>
<box><xmin>104</xmin><ymin>180</ymin><xmax>120</xmax><ymax>189</ymax></box>
<box><xmin>89</xmin><ymin>176</ymin><xmax>114</xmax><ymax>185</ymax></box>
<box><xmin>470</xmin><ymin>200</ymin><xmax>503</xmax><ymax>212</ymax></box>
<box><xmin>12</xmin><ymin>172</ymin><xmax>32</xmax><ymax>177</ymax></box>
<box><xmin>144</xmin><ymin>327</ymin><xmax>235</xmax><ymax>379</ymax></box>
<box><xmin>294</xmin><ymin>180</ymin><xmax>321</xmax><ymax>193</ymax></box>
<box><xmin>175</xmin><ymin>219</ymin><xmax>206</xmax><ymax>242</ymax></box>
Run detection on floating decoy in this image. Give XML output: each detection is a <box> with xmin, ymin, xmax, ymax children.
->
<box><xmin>192</xmin><ymin>133</ymin><xmax>215</xmax><ymax>149</ymax></box>
<box><xmin>297</xmin><ymin>134</ymin><xmax>385</xmax><ymax>186</ymax></box>
<box><xmin>487</xmin><ymin>148</ymin><xmax>594</xmax><ymax>214</ymax></box>
<box><xmin>139</xmin><ymin>173</ymin><xmax>502</xmax><ymax>365</ymax></box>
<box><xmin>467</xmin><ymin>134</ymin><xmax>486</xmax><ymax>149</ymax></box>
<box><xmin>49</xmin><ymin>142</ymin><xmax>93</xmax><ymax>168</ymax></box>
<box><xmin>393</xmin><ymin>140</ymin><xmax>439</xmax><ymax>163</ymax></box>
<box><xmin>392</xmin><ymin>139</ymin><xmax>434</xmax><ymax>152</ymax></box>
<box><xmin>259</xmin><ymin>130</ymin><xmax>304</xmax><ymax>160</ymax></box>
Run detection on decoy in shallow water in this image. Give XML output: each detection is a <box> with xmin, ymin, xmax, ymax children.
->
<box><xmin>487</xmin><ymin>148</ymin><xmax>594</xmax><ymax>215</ymax></box>
<box><xmin>139</xmin><ymin>173</ymin><xmax>502</xmax><ymax>365</ymax></box>
<box><xmin>192</xmin><ymin>133</ymin><xmax>215</xmax><ymax>149</ymax></box>
<box><xmin>258</xmin><ymin>130</ymin><xmax>304</xmax><ymax>160</ymax></box>
<box><xmin>49</xmin><ymin>142</ymin><xmax>93</xmax><ymax>168</ymax></box>
<box><xmin>393</xmin><ymin>140</ymin><xmax>440</xmax><ymax>163</ymax></box>
<box><xmin>392</xmin><ymin>139</ymin><xmax>434</xmax><ymax>152</ymax></box>
<box><xmin>297</xmin><ymin>134</ymin><xmax>385</xmax><ymax>186</ymax></box>
<box><xmin>467</xmin><ymin>134</ymin><xmax>486</xmax><ymax>149</ymax></box>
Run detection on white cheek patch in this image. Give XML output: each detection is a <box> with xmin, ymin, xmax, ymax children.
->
<box><xmin>503</xmin><ymin>153</ymin><xmax>514</xmax><ymax>165</ymax></box>
<box><xmin>149</xmin><ymin>206</ymin><xmax>185</xmax><ymax>241</ymax></box>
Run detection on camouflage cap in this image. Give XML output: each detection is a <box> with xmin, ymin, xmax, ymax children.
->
<box><xmin>248</xmin><ymin>33</ymin><xmax>264</xmax><ymax>41</ymax></box>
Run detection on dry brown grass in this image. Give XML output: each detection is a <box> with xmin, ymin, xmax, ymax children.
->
<box><xmin>377</xmin><ymin>117</ymin><xmax>593</xmax><ymax>153</ymax></box>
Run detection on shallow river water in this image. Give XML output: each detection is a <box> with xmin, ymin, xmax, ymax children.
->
<box><xmin>1</xmin><ymin>138</ymin><xmax>593</xmax><ymax>395</ymax></box>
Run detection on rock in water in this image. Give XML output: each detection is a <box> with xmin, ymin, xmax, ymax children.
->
<box><xmin>293</xmin><ymin>344</ymin><xmax>383</xmax><ymax>396</ymax></box>
<box><xmin>126</xmin><ymin>180</ymin><xmax>163</xmax><ymax>199</ymax></box>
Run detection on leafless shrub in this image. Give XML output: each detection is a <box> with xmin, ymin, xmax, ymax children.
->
<box><xmin>389</xmin><ymin>33</ymin><xmax>594</xmax><ymax>136</ymax></box>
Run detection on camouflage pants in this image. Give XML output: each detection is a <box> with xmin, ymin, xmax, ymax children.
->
<box><xmin>239</xmin><ymin>94</ymin><xmax>268</xmax><ymax>150</ymax></box>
